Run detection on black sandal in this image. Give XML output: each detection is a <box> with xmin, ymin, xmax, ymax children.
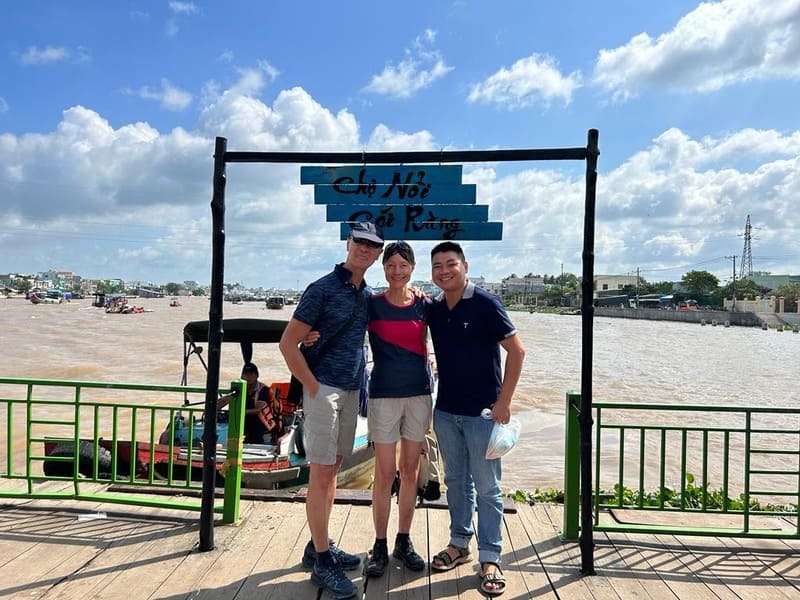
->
<box><xmin>479</xmin><ymin>562</ymin><xmax>506</xmax><ymax>596</ymax></box>
<box><xmin>430</xmin><ymin>545</ymin><xmax>471</xmax><ymax>571</ymax></box>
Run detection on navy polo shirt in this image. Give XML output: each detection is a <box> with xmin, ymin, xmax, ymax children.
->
<box><xmin>292</xmin><ymin>263</ymin><xmax>371</xmax><ymax>390</ymax></box>
<box><xmin>428</xmin><ymin>282</ymin><xmax>516</xmax><ymax>416</ymax></box>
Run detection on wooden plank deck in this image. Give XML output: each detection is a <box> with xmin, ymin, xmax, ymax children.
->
<box><xmin>1</xmin><ymin>490</ymin><xmax>799</xmax><ymax>599</ymax></box>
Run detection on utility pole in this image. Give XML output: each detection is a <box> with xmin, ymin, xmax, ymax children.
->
<box><xmin>559</xmin><ymin>262</ymin><xmax>564</xmax><ymax>307</ymax></box>
<box><xmin>725</xmin><ymin>255</ymin><xmax>737</xmax><ymax>311</ymax></box>
<box><xmin>636</xmin><ymin>267</ymin><xmax>640</xmax><ymax>308</ymax></box>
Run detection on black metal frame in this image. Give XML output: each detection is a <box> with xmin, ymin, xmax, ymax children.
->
<box><xmin>201</xmin><ymin>132</ymin><xmax>600</xmax><ymax>575</ymax></box>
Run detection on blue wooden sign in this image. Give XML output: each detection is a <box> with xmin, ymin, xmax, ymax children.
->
<box><xmin>326</xmin><ymin>204</ymin><xmax>488</xmax><ymax>223</ymax></box>
<box><xmin>340</xmin><ymin>221</ymin><xmax>502</xmax><ymax>241</ymax></box>
<box><xmin>314</xmin><ymin>183</ymin><xmax>476</xmax><ymax>205</ymax></box>
<box><xmin>301</xmin><ymin>165</ymin><xmax>462</xmax><ymax>186</ymax></box>
<box><xmin>304</xmin><ymin>163</ymin><xmax>502</xmax><ymax>241</ymax></box>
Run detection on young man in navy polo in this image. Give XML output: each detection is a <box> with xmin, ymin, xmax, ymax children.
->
<box><xmin>279</xmin><ymin>221</ymin><xmax>384</xmax><ymax>600</ymax></box>
<box><xmin>427</xmin><ymin>241</ymin><xmax>525</xmax><ymax>597</ymax></box>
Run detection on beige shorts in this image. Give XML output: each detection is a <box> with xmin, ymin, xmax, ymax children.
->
<box><xmin>302</xmin><ymin>383</ymin><xmax>359</xmax><ymax>465</ymax></box>
<box><xmin>368</xmin><ymin>394</ymin><xmax>433</xmax><ymax>444</ymax></box>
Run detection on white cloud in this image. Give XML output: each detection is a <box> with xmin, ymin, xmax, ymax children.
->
<box><xmin>467</xmin><ymin>53</ymin><xmax>582</xmax><ymax>109</ymax></box>
<box><xmin>197</xmin><ymin>81</ymin><xmax>359</xmax><ymax>152</ymax></box>
<box><xmin>445</xmin><ymin>125</ymin><xmax>800</xmax><ymax>282</ymax></box>
<box><xmin>217</xmin><ymin>50</ymin><xmax>235</xmax><ymax>63</ymax></box>
<box><xmin>593</xmin><ymin>0</ymin><xmax>800</xmax><ymax>101</ymax></box>
<box><xmin>169</xmin><ymin>1</ymin><xmax>198</xmax><ymax>15</ymax></box>
<box><xmin>19</xmin><ymin>45</ymin><xmax>90</xmax><ymax>66</ymax></box>
<box><xmin>258</xmin><ymin>60</ymin><xmax>280</xmax><ymax>83</ymax></box>
<box><xmin>592</xmin><ymin>126</ymin><xmax>800</xmax><ymax>277</ymax></box>
<box><xmin>0</xmin><ymin>67</ymin><xmax>478</xmax><ymax>285</ymax></box>
<box><xmin>211</xmin><ymin>61</ymin><xmax>280</xmax><ymax>101</ymax></box>
<box><xmin>0</xmin><ymin>97</ymin><xmax>8</xmax><ymax>113</ymax></box>
<box><xmin>366</xmin><ymin>124</ymin><xmax>437</xmax><ymax>151</ymax></box>
<box><xmin>1</xmin><ymin>58</ymin><xmax>798</xmax><ymax>286</ymax></box>
<box><xmin>363</xmin><ymin>29</ymin><xmax>453</xmax><ymax>98</ymax></box>
<box><xmin>165</xmin><ymin>2</ymin><xmax>198</xmax><ymax>37</ymax></box>
<box><xmin>133</xmin><ymin>79</ymin><xmax>193</xmax><ymax>111</ymax></box>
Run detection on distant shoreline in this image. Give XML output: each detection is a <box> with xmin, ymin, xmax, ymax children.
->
<box><xmin>517</xmin><ymin>304</ymin><xmax>800</xmax><ymax>328</ymax></box>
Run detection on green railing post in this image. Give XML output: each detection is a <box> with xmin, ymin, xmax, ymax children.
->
<box><xmin>1</xmin><ymin>376</ymin><xmax>240</xmax><ymax>514</ymax></box>
<box><xmin>222</xmin><ymin>379</ymin><xmax>246</xmax><ymax>524</ymax></box>
<box><xmin>562</xmin><ymin>391</ymin><xmax>581</xmax><ymax>540</ymax></box>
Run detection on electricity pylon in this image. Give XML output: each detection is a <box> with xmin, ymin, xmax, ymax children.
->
<box><xmin>739</xmin><ymin>214</ymin><xmax>753</xmax><ymax>280</ymax></box>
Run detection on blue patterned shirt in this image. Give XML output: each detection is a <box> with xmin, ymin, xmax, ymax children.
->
<box><xmin>292</xmin><ymin>263</ymin><xmax>371</xmax><ymax>390</ymax></box>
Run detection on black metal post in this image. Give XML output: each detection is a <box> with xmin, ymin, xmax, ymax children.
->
<box><xmin>579</xmin><ymin>129</ymin><xmax>599</xmax><ymax>575</ymax></box>
<box><xmin>199</xmin><ymin>136</ymin><xmax>227</xmax><ymax>551</ymax></box>
<box><xmin>197</xmin><ymin>131</ymin><xmax>601</xmax><ymax>557</ymax></box>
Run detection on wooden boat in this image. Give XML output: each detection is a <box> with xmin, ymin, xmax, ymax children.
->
<box><xmin>29</xmin><ymin>290</ymin><xmax>64</xmax><ymax>304</ymax></box>
<box><xmin>42</xmin><ymin>421</ymin><xmax>373</xmax><ymax>490</ymax></box>
<box><xmin>177</xmin><ymin>318</ymin><xmax>374</xmax><ymax>488</ymax></box>
<box><xmin>43</xmin><ymin>318</ymin><xmax>374</xmax><ymax>490</ymax></box>
<box><xmin>152</xmin><ymin>408</ymin><xmax>373</xmax><ymax>489</ymax></box>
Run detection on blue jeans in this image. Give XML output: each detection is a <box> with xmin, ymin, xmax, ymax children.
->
<box><xmin>433</xmin><ymin>409</ymin><xmax>504</xmax><ymax>565</ymax></box>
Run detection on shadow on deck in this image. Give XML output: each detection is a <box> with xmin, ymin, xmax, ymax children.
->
<box><xmin>0</xmin><ymin>491</ymin><xmax>798</xmax><ymax>599</ymax></box>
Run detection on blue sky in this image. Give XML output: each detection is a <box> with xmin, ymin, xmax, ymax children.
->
<box><xmin>1</xmin><ymin>0</ymin><xmax>798</xmax><ymax>290</ymax></box>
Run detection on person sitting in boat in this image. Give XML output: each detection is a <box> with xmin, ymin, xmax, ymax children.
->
<box><xmin>218</xmin><ymin>362</ymin><xmax>280</xmax><ymax>444</ymax></box>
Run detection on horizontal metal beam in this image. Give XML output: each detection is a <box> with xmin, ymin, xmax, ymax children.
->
<box><xmin>224</xmin><ymin>147</ymin><xmax>588</xmax><ymax>164</ymax></box>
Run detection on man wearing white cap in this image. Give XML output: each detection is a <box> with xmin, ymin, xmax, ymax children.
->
<box><xmin>280</xmin><ymin>221</ymin><xmax>384</xmax><ymax>600</ymax></box>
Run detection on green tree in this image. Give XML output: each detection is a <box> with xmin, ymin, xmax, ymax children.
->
<box><xmin>12</xmin><ymin>278</ymin><xmax>31</xmax><ymax>294</ymax></box>
<box><xmin>97</xmin><ymin>281</ymin><xmax>123</xmax><ymax>294</ymax></box>
<box><xmin>774</xmin><ymin>281</ymin><xmax>800</xmax><ymax>299</ymax></box>
<box><xmin>732</xmin><ymin>278</ymin><xmax>761</xmax><ymax>300</ymax></box>
<box><xmin>772</xmin><ymin>282</ymin><xmax>800</xmax><ymax>311</ymax></box>
<box><xmin>681</xmin><ymin>270</ymin><xmax>719</xmax><ymax>298</ymax></box>
<box><xmin>543</xmin><ymin>285</ymin><xmax>561</xmax><ymax>305</ymax></box>
<box><xmin>164</xmin><ymin>282</ymin><xmax>184</xmax><ymax>295</ymax></box>
<box><xmin>560</xmin><ymin>272</ymin><xmax>579</xmax><ymax>288</ymax></box>
<box><xmin>709</xmin><ymin>278</ymin><xmax>761</xmax><ymax>307</ymax></box>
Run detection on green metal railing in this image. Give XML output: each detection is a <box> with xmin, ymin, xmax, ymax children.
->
<box><xmin>563</xmin><ymin>392</ymin><xmax>800</xmax><ymax>540</ymax></box>
<box><xmin>0</xmin><ymin>376</ymin><xmax>246</xmax><ymax>524</ymax></box>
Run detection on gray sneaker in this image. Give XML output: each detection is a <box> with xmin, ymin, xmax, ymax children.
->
<box><xmin>302</xmin><ymin>539</ymin><xmax>361</xmax><ymax>571</ymax></box>
<box><xmin>311</xmin><ymin>560</ymin><xmax>357</xmax><ymax>600</ymax></box>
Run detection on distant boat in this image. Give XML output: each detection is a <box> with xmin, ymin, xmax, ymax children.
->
<box><xmin>169</xmin><ymin>298</ymin><xmax>182</xmax><ymax>307</ymax></box>
<box><xmin>29</xmin><ymin>290</ymin><xmax>64</xmax><ymax>304</ymax></box>
<box><xmin>266</xmin><ymin>295</ymin><xmax>286</xmax><ymax>310</ymax></box>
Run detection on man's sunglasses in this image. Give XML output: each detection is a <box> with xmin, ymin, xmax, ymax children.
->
<box><xmin>352</xmin><ymin>237</ymin><xmax>384</xmax><ymax>250</ymax></box>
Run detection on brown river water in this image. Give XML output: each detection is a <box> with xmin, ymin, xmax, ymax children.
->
<box><xmin>2</xmin><ymin>295</ymin><xmax>798</xmax><ymax>495</ymax></box>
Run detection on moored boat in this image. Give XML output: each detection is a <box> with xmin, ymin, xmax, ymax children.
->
<box><xmin>175</xmin><ymin>318</ymin><xmax>374</xmax><ymax>489</ymax></box>
<box><xmin>42</xmin><ymin>317</ymin><xmax>374</xmax><ymax>490</ymax></box>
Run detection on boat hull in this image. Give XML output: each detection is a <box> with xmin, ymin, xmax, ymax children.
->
<box><xmin>30</xmin><ymin>294</ymin><xmax>62</xmax><ymax>304</ymax></box>
<box><xmin>42</xmin><ymin>434</ymin><xmax>374</xmax><ymax>491</ymax></box>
